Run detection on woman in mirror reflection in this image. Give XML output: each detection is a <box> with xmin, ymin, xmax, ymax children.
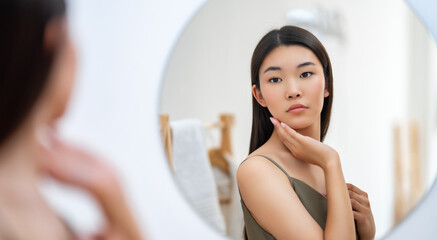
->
<box><xmin>237</xmin><ymin>26</ymin><xmax>376</xmax><ymax>240</ymax></box>
<box><xmin>0</xmin><ymin>0</ymin><xmax>143</xmax><ymax>239</ymax></box>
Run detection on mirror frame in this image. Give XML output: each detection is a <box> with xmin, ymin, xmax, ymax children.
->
<box><xmin>145</xmin><ymin>0</ymin><xmax>437</xmax><ymax>239</ymax></box>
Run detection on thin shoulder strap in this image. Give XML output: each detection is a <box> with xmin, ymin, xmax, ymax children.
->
<box><xmin>245</xmin><ymin>154</ymin><xmax>293</xmax><ymax>179</ymax></box>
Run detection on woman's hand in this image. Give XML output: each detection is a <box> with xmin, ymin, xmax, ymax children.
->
<box><xmin>270</xmin><ymin>118</ymin><xmax>356</xmax><ymax>239</ymax></box>
<box><xmin>37</xmin><ymin>126</ymin><xmax>143</xmax><ymax>240</ymax></box>
<box><xmin>38</xmin><ymin>131</ymin><xmax>119</xmax><ymax>197</ymax></box>
<box><xmin>348</xmin><ymin>183</ymin><xmax>376</xmax><ymax>240</ymax></box>
<box><xmin>270</xmin><ymin>117</ymin><xmax>338</xmax><ymax>169</ymax></box>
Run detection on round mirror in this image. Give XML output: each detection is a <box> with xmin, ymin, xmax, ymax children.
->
<box><xmin>159</xmin><ymin>0</ymin><xmax>437</xmax><ymax>239</ymax></box>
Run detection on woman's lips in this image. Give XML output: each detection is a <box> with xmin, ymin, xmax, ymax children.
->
<box><xmin>287</xmin><ymin>104</ymin><xmax>307</xmax><ymax>114</ymax></box>
<box><xmin>288</xmin><ymin>107</ymin><xmax>307</xmax><ymax>113</ymax></box>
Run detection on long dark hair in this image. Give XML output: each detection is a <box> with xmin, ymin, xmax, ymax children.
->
<box><xmin>0</xmin><ymin>0</ymin><xmax>66</xmax><ymax>145</ymax></box>
<box><xmin>249</xmin><ymin>25</ymin><xmax>334</xmax><ymax>154</ymax></box>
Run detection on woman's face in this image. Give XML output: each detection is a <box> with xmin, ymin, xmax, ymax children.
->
<box><xmin>253</xmin><ymin>45</ymin><xmax>329</xmax><ymax>131</ymax></box>
<box><xmin>44</xmin><ymin>20</ymin><xmax>77</xmax><ymax>123</ymax></box>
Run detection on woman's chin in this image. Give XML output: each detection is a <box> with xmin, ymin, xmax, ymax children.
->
<box><xmin>274</xmin><ymin>115</ymin><xmax>315</xmax><ymax>130</ymax></box>
<box><xmin>285</xmin><ymin>121</ymin><xmax>312</xmax><ymax>130</ymax></box>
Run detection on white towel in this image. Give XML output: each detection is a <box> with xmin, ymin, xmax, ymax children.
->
<box><xmin>218</xmin><ymin>153</ymin><xmax>243</xmax><ymax>240</ymax></box>
<box><xmin>171</xmin><ymin>119</ymin><xmax>226</xmax><ymax>234</ymax></box>
<box><xmin>212</xmin><ymin>166</ymin><xmax>232</xmax><ymax>202</ymax></box>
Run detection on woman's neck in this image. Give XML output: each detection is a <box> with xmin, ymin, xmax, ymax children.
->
<box><xmin>0</xmin><ymin>123</ymin><xmax>43</xmax><ymax>205</ymax></box>
<box><xmin>0</xmin><ymin>122</ymin><xmax>71</xmax><ymax>240</ymax></box>
<box><xmin>0</xmin><ymin>100</ymin><xmax>54</xmax><ymax>190</ymax></box>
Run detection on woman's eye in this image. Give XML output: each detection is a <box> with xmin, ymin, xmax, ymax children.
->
<box><xmin>300</xmin><ymin>72</ymin><xmax>312</xmax><ymax>78</ymax></box>
<box><xmin>269</xmin><ymin>78</ymin><xmax>282</xmax><ymax>83</ymax></box>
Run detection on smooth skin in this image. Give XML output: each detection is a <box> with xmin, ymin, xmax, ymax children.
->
<box><xmin>237</xmin><ymin>45</ymin><xmax>375</xmax><ymax>240</ymax></box>
<box><xmin>0</xmin><ymin>19</ymin><xmax>143</xmax><ymax>240</ymax></box>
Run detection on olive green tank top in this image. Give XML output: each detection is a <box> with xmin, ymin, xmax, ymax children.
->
<box><xmin>240</xmin><ymin>155</ymin><xmax>359</xmax><ymax>240</ymax></box>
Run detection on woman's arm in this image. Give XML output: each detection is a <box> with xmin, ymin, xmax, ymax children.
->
<box><xmin>323</xmin><ymin>156</ymin><xmax>356</xmax><ymax>240</ymax></box>
<box><xmin>271</xmin><ymin>118</ymin><xmax>356</xmax><ymax>240</ymax></box>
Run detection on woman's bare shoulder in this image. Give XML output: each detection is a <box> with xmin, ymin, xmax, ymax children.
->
<box><xmin>237</xmin><ymin>148</ymin><xmax>286</xmax><ymax>177</ymax></box>
<box><xmin>236</xmin><ymin>154</ymin><xmax>323</xmax><ymax>239</ymax></box>
<box><xmin>237</xmin><ymin>154</ymin><xmax>291</xmax><ymax>208</ymax></box>
<box><xmin>237</xmin><ymin>154</ymin><xmax>282</xmax><ymax>183</ymax></box>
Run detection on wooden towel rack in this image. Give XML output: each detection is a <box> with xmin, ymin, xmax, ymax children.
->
<box><xmin>393</xmin><ymin>120</ymin><xmax>423</xmax><ymax>224</ymax></box>
<box><xmin>159</xmin><ymin>113</ymin><xmax>234</xmax><ymax>174</ymax></box>
<box><xmin>160</xmin><ymin>114</ymin><xmax>173</xmax><ymax>170</ymax></box>
<box><xmin>208</xmin><ymin>114</ymin><xmax>234</xmax><ymax>174</ymax></box>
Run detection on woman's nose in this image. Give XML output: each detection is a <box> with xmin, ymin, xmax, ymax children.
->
<box><xmin>286</xmin><ymin>83</ymin><xmax>302</xmax><ymax>99</ymax></box>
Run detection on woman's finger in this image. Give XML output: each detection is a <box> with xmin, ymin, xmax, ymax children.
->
<box><xmin>349</xmin><ymin>190</ymin><xmax>371</xmax><ymax>208</ymax></box>
<box><xmin>349</xmin><ymin>192</ymin><xmax>370</xmax><ymax>211</ymax></box>
<box><xmin>271</xmin><ymin>118</ymin><xmax>292</xmax><ymax>142</ymax></box>
<box><xmin>353</xmin><ymin>211</ymin><xmax>367</xmax><ymax>223</ymax></box>
<box><xmin>348</xmin><ymin>184</ymin><xmax>371</xmax><ymax>210</ymax></box>
<box><xmin>347</xmin><ymin>183</ymin><xmax>368</xmax><ymax>198</ymax></box>
<box><xmin>270</xmin><ymin>118</ymin><xmax>300</xmax><ymax>154</ymax></box>
<box><xmin>280</xmin><ymin>121</ymin><xmax>316</xmax><ymax>152</ymax></box>
<box><xmin>350</xmin><ymin>198</ymin><xmax>367</xmax><ymax>213</ymax></box>
<box><xmin>271</xmin><ymin>118</ymin><xmax>301</xmax><ymax>144</ymax></box>
<box><xmin>280</xmin><ymin>121</ymin><xmax>300</xmax><ymax>139</ymax></box>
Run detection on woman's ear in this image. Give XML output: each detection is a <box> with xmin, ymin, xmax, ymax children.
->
<box><xmin>324</xmin><ymin>88</ymin><xmax>330</xmax><ymax>98</ymax></box>
<box><xmin>252</xmin><ymin>85</ymin><xmax>267</xmax><ymax>107</ymax></box>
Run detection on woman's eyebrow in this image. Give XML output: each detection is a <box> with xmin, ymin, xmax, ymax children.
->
<box><xmin>297</xmin><ymin>61</ymin><xmax>315</xmax><ymax>68</ymax></box>
<box><xmin>263</xmin><ymin>66</ymin><xmax>281</xmax><ymax>73</ymax></box>
<box><xmin>263</xmin><ymin>61</ymin><xmax>315</xmax><ymax>74</ymax></box>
